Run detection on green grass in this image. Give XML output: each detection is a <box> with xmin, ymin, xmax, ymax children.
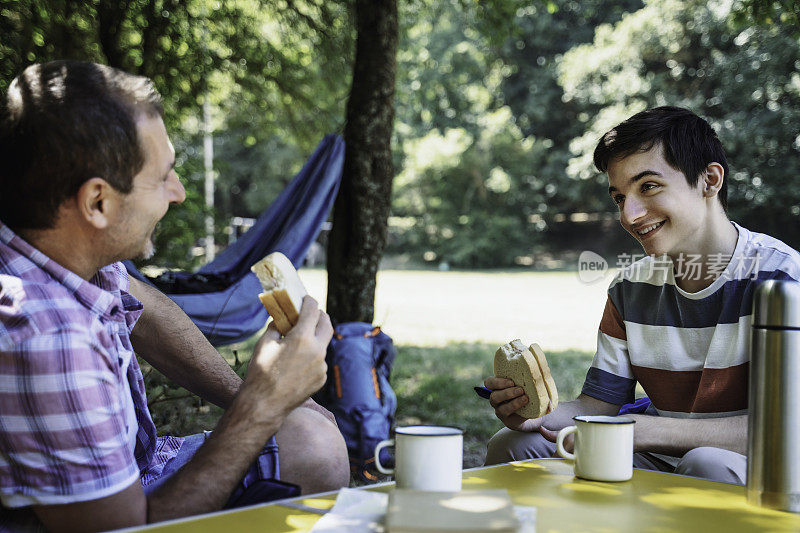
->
<box><xmin>391</xmin><ymin>343</ymin><xmax>593</xmax><ymax>468</ymax></box>
<box><xmin>298</xmin><ymin>269</ymin><xmax>610</xmax><ymax>352</ymax></box>
<box><xmin>144</xmin><ymin>269</ymin><xmax>604</xmax><ymax>475</ymax></box>
<box><xmin>145</xmin><ymin>341</ymin><xmax>594</xmax><ymax>470</ymax></box>
<box><xmin>142</xmin><ymin>348</ymin><xmax>246</xmax><ymax>437</ymax></box>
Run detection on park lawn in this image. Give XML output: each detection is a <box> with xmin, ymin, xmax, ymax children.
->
<box><xmin>145</xmin><ymin>340</ymin><xmax>594</xmax><ymax>470</ymax></box>
<box><xmin>390</xmin><ymin>343</ymin><xmax>593</xmax><ymax>467</ymax></box>
<box><xmin>299</xmin><ymin>268</ymin><xmax>610</xmax><ymax>352</ymax></box>
<box><xmin>144</xmin><ymin>269</ymin><xmax>603</xmax><ymax>473</ymax></box>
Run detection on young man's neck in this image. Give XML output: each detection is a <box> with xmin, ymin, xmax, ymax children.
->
<box><xmin>672</xmin><ymin>208</ymin><xmax>738</xmax><ymax>293</ymax></box>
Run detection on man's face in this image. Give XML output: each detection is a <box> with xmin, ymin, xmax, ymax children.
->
<box><xmin>112</xmin><ymin>114</ymin><xmax>185</xmax><ymax>260</ymax></box>
<box><xmin>607</xmin><ymin>143</ymin><xmax>708</xmax><ymax>259</ymax></box>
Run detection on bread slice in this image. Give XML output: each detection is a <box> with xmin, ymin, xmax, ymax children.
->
<box><xmin>251</xmin><ymin>252</ymin><xmax>308</xmax><ymax>334</ymax></box>
<box><xmin>257</xmin><ymin>292</ymin><xmax>292</xmax><ymax>335</ymax></box>
<box><xmin>493</xmin><ymin>339</ymin><xmax>556</xmax><ymax>418</ymax></box>
<box><xmin>529</xmin><ymin>343</ymin><xmax>558</xmax><ymax>410</ymax></box>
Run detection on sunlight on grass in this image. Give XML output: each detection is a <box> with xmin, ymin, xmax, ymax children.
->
<box><xmin>151</xmin><ymin>339</ymin><xmax>594</xmax><ymax>469</ymax></box>
<box><xmin>299</xmin><ymin>269</ymin><xmax>611</xmax><ymax>351</ymax></box>
<box><xmin>147</xmin><ymin>271</ymin><xmax>602</xmax><ymax>471</ymax></box>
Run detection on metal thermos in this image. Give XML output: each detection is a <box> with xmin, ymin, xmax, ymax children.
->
<box><xmin>748</xmin><ymin>279</ymin><xmax>800</xmax><ymax>512</ymax></box>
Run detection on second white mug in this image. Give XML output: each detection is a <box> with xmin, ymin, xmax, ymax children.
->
<box><xmin>556</xmin><ymin>415</ymin><xmax>635</xmax><ymax>482</ymax></box>
<box><xmin>374</xmin><ymin>425</ymin><xmax>463</xmax><ymax>491</ymax></box>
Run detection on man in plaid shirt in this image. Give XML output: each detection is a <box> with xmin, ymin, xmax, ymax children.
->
<box><xmin>0</xmin><ymin>61</ymin><xmax>348</xmax><ymax>531</ymax></box>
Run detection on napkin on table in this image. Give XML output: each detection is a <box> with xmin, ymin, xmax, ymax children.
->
<box><xmin>309</xmin><ymin>488</ymin><xmax>536</xmax><ymax>533</ymax></box>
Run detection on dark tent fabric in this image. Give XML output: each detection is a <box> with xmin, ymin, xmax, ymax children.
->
<box><xmin>124</xmin><ymin>134</ymin><xmax>344</xmax><ymax>346</ymax></box>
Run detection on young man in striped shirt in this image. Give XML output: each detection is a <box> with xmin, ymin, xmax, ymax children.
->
<box><xmin>484</xmin><ymin>106</ymin><xmax>800</xmax><ymax>484</ymax></box>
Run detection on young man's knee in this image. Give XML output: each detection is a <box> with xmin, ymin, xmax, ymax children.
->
<box><xmin>675</xmin><ymin>447</ymin><xmax>746</xmax><ymax>485</ymax></box>
<box><xmin>485</xmin><ymin>428</ymin><xmax>555</xmax><ymax>465</ymax></box>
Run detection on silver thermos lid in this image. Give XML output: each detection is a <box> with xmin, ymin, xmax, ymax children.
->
<box><xmin>752</xmin><ymin>279</ymin><xmax>800</xmax><ymax>329</ymax></box>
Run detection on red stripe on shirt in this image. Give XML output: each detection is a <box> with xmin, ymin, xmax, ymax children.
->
<box><xmin>631</xmin><ymin>362</ymin><xmax>748</xmax><ymax>413</ymax></box>
<box><xmin>599</xmin><ymin>296</ymin><xmax>626</xmax><ymax>341</ymax></box>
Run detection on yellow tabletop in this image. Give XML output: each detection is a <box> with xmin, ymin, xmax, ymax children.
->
<box><xmin>126</xmin><ymin>459</ymin><xmax>800</xmax><ymax>532</ymax></box>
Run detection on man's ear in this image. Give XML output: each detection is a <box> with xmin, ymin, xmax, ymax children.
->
<box><xmin>75</xmin><ymin>177</ymin><xmax>118</xmax><ymax>229</ymax></box>
<box><xmin>702</xmin><ymin>163</ymin><xmax>725</xmax><ymax>198</ymax></box>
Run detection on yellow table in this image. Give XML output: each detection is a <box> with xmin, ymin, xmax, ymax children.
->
<box><xmin>125</xmin><ymin>459</ymin><xmax>800</xmax><ymax>532</ymax></box>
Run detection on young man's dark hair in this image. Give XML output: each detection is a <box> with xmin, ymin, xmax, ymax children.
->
<box><xmin>0</xmin><ymin>60</ymin><xmax>164</xmax><ymax>231</ymax></box>
<box><xmin>592</xmin><ymin>106</ymin><xmax>729</xmax><ymax>210</ymax></box>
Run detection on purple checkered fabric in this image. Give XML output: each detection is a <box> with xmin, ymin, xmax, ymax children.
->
<box><xmin>0</xmin><ymin>222</ymin><xmax>182</xmax><ymax>523</ymax></box>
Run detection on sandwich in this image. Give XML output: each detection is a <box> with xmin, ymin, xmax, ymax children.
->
<box><xmin>493</xmin><ymin>340</ymin><xmax>558</xmax><ymax>418</ymax></box>
<box><xmin>251</xmin><ymin>252</ymin><xmax>308</xmax><ymax>335</ymax></box>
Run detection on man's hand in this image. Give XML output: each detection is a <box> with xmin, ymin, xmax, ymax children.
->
<box><xmin>143</xmin><ymin>296</ymin><xmax>334</xmax><ymax>523</ymax></box>
<box><xmin>484</xmin><ymin>376</ymin><xmax>547</xmax><ymax>433</ymax></box>
<box><xmin>244</xmin><ymin>296</ymin><xmax>333</xmax><ymax>417</ymax></box>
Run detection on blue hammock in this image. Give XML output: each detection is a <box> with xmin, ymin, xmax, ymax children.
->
<box><xmin>125</xmin><ymin>134</ymin><xmax>344</xmax><ymax>346</ymax></box>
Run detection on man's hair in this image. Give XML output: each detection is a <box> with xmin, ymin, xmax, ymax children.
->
<box><xmin>0</xmin><ymin>60</ymin><xmax>164</xmax><ymax>230</ymax></box>
<box><xmin>593</xmin><ymin>106</ymin><xmax>729</xmax><ymax>210</ymax></box>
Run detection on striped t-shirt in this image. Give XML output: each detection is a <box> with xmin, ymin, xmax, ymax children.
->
<box><xmin>582</xmin><ymin>222</ymin><xmax>800</xmax><ymax>419</ymax></box>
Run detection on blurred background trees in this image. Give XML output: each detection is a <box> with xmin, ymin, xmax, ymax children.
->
<box><xmin>0</xmin><ymin>0</ymin><xmax>351</xmax><ymax>267</ymax></box>
<box><xmin>558</xmin><ymin>0</ymin><xmax>800</xmax><ymax>248</ymax></box>
<box><xmin>1</xmin><ymin>0</ymin><xmax>799</xmax><ymax>275</ymax></box>
<box><xmin>390</xmin><ymin>0</ymin><xmax>800</xmax><ymax>267</ymax></box>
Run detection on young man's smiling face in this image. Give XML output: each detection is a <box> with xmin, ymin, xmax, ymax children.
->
<box><xmin>607</xmin><ymin>143</ymin><xmax>711</xmax><ymax>259</ymax></box>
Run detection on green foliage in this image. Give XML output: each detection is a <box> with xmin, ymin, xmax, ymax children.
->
<box><xmin>560</xmin><ymin>0</ymin><xmax>800</xmax><ymax>247</ymax></box>
<box><xmin>214</xmin><ymin>131</ymin><xmax>304</xmax><ymax>218</ymax></box>
<box><xmin>395</xmin><ymin>3</ymin><xmax>498</xmax><ymax>137</ymax></box>
<box><xmin>733</xmin><ymin>0</ymin><xmax>800</xmax><ymax>35</ymax></box>
<box><xmin>392</xmin><ymin>111</ymin><xmax>555</xmax><ymax>266</ymax></box>
<box><xmin>495</xmin><ymin>0</ymin><xmax>642</xmax><ymax>143</ymax></box>
<box><xmin>1</xmin><ymin>0</ymin><xmax>352</xmax><ymax>269</ymax></box>
<box><xmin>389</xmin><ymin>0</ymin><xmax>643</xmax><ymax>266</ymax></box>
<box><xmin>4</xmin><ymin>0</ymin><xmax>800</xmax><ymax>269</ymax></box>
<box><xmin>391</xmin><ymin>0</ymin><xmax>800</xmax><ymax>266</ymax></box>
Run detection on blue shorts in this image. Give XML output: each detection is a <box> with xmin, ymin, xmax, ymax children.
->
<box><xmin>143</xmin><ymin>432</ymin><xmax>300</xmax><ymax>508</ymax></box>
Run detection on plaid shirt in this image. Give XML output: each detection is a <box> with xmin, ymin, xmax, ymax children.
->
<box><xmin>0</xmin><ymin>222</ymin><xmax>182</xmax><ymax>523</ymax></box>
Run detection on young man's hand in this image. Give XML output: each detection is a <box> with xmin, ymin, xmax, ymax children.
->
<box><xmin>245</xmin><ymin>296</ymin><xmax>333</xmax><ymax>416</ymax></box>
<box><xmin>484</xmin><ymin>376</ymin><xmax>549</xmax><ymax>433</ymax></box>
<box><xmin>538</xmin><ymin>425</ymin><xmax>574</xmax><ymax>454</ymax></box>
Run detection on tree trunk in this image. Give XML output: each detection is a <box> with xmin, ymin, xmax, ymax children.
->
<box><xmin>326</xmin><ymin>0</ymin><xmax>398</xmax><ymax>324</ymax></box>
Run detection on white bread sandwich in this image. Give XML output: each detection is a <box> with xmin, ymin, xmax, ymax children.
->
<box><xmin>251</xmin><ymin>252</ymin><xmax>308</xmax><ymax>335</ymax></box>
<box><xmin>493</xmin><ymin>340</ymin><xmax>559</xmax><ymax>418</ymax></box>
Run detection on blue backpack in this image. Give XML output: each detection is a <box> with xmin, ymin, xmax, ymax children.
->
<box><xmin>314</xmin><ymin>322</ymin><xmax>397</xmax><ymax>482</ymax></box>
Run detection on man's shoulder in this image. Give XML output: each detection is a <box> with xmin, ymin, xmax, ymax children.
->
<box><xmin>0</xmin><ymin>273</ymin><xmax>97</xmax><ymax>349</ymax></box>
<box><xmin>92</xmin><ymin>262</ymin><xmax>130</xmax><ymax>294</ymax></box>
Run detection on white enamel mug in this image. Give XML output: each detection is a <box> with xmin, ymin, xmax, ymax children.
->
<box><xmin>556</xmin><ymin>415</ymin><xmax>635</xmax><ymax>482</ymax></box>
<box><xmin>374</xmin><ymin>425</ymin><xmax>463</xmax><ymax>491</ymax></box>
